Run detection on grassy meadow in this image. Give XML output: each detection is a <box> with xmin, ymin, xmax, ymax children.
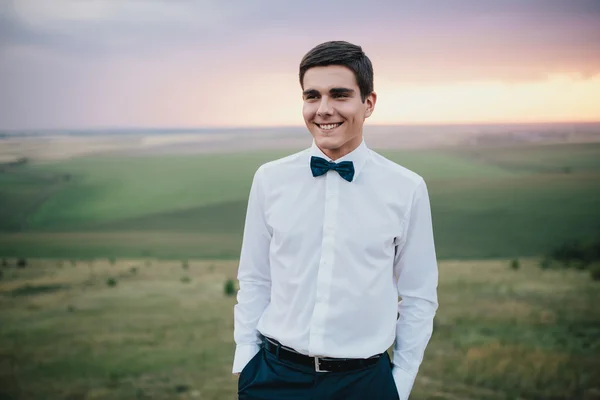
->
<box><xmin>1</xmin><ymin>142</ymin><xmax>599</xmax><ymax>260</ymax></box>
<box><xmin>1</xmin><ymin>138</ymin><xmax>600</xmax><ymax>399</ymax></box>
<box><xmin>0</xmin><ymin>258</ymin><xmax>598</xmax><ymax>400</ymax></box>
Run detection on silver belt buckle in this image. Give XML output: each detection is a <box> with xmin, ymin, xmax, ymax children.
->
<box><xmin>314</xmin><ymin>357</ymin><xmax>329</xmax><ymax>372</ymax></box>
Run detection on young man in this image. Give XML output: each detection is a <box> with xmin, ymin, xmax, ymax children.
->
<box><xmin>232</xmin><ymin>41</ymin><xmax>439</xmax><ymax>400</ymax></box>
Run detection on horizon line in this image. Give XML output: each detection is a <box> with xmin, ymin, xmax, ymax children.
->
<box><xmin>2</xmin><ymin>120</ymin><xmax>600</xmax><ymax>133</ymax></box>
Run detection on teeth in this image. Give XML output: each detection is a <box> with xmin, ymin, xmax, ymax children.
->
<box><xmin>319</xmin><ymin>123</ymin><xmax>341</xmax><ymax>130</ymax></box>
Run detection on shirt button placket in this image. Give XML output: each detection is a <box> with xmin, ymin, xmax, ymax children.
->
<box><xmin>308</xmin><ymin>169</ymin><xmax>339</xmax><ymax>356</ymax></box>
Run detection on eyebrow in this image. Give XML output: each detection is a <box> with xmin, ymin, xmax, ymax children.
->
<box><xmin>302</xmin><ymin>87</ymin><xmax>356</xmax><ymax>97</ymax></box>
<box><xmin>303</xmin><ymin>89</ymin><xmax>320</xmax><ymax>97</ymax></box>
<box><xmin>329</xmin><ymin>87</ymin><xmax>355</xmax><ymax>96</ymax></box>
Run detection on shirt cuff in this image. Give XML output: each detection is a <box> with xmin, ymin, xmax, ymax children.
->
<box><xmin>232</xmin><ymin>343</ymin><xmax>261</xmax><ymax>374</ymax></box>
<box><xmin>391</xmin><ymin>366</ymin><xmax>416</xmax><ymax>400</ymax></box>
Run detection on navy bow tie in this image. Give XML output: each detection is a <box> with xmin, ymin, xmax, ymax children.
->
<box><xmin>310</xmin><ymin>156</ymin><xmax>355</xmax><ymax>182</ymax></box>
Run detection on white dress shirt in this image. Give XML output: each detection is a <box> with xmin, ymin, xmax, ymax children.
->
<box><xmin>232</xmin><ymin>138</ymin><xmax>439</xmax><ymax>400</ymax></box>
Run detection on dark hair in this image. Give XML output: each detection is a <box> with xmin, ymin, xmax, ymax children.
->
<box><xmin>299</xmin><ymin>41</ymin><xmax>374</xmax><ymax>103</ymax></box>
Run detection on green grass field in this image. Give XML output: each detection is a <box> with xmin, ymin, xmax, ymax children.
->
<box><xmin>1</xmin><ymin>142</ymin><xmax>599</xmax><ymax>260</ymax></box>
<box><xmin>1</xmin><ymin>140</ymin><xmax>599</xmax><ymax>399</ymax></box>
<box><xmin>0</xmin><ymin>258</ymin><xmax>598</xmax><ymax>400</ymax></box>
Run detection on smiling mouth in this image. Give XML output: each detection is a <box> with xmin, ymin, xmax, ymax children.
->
<box><xmin>315</xmin><ymin>122</ymin><xmax>343</xmax><ymax>131</ymax></box>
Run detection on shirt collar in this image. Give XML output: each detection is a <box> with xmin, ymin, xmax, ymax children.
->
<box><xmin>309</xmin><ymin>138</ymin><xmax>371</xmax><ymax>181</ymax></box>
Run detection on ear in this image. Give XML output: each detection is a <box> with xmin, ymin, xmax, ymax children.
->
<box><xmin>364</xmin><ymin>92</ymin><xmax>377</xmax><ymax>119</ymax></box>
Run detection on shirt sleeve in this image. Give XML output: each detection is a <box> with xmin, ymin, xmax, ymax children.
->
<box><xmin>232</xmin><ymin>166</ymin><xmax>273</xmax><ymax>374</ymax></box>
<box><xmin>391</xmin><ymin>178</ymin><xmax>439</xmax><ymax>399</ymax></box>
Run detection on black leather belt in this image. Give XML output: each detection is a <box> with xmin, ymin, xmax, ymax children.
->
<box><xmin>262</xmin><ymin>336</ymin><xmax>382</xmax><ymax>373</ymax></box>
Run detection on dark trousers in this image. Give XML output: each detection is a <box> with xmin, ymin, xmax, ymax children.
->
<box><xmin>238</xmin><ymin>342</ymin><xmax>399</xmax><ymax>400</ymax></box>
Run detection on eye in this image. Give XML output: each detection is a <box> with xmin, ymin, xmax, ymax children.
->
<box><xmin>333</xmin><ymin>93</ymin><xmax>349</xmax><ymax>98</ymax></box>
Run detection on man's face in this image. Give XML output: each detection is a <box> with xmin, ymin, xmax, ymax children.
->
<box><xmin>302</xmin><ymin>65</ymin><xmax>376</xmax><ymax>160</ymax></box>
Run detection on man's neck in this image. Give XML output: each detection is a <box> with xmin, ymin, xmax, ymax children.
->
<box><xmin>318</xmin><ymin>136</ymin><xmax>363</xmax><ymax>161</ymax></box>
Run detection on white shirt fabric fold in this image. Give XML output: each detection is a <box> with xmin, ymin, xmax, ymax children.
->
<box><xmin>232</xmin><ymin>139</ymin><xmax>439</xmax><ymax>400</ymax></box>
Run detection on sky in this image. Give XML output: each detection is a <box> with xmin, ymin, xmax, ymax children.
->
<box><xmin>0</xmin><ymin>0</ymin><xmax>599</xmax><ymax>130</ymax></box>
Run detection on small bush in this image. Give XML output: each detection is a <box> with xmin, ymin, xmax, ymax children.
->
<box><xmin>182</xmin><ymin>260</ymin><xmax>189</xmax><ymax>269</ymax></box>
<box><xmin>130</xmin><ymin>267</ymin><xmax>138</xmax><ymax>275</ymax></box>
<box><xmin>145</xmin><ymin>260</ymin><xmax>151</xmax><ymax>267</ymax></box>
<box><xmin>591</xmin><ymin>265</ymin><xmax>600</xmax><ymax>281</ymax></box>
<box><xmin>106</xmin><ymin>277</ymin><xmax>117</xmax><ymax>287</ymax></box>
<box><xmin>539</xmin><ymin>257</ymin><xmax>552</xmax><ymax>270</ymax></box>
<box><xmin>574</xmin><ymin>261</ymin><xmax>588</xmax><ymax>270</ymax></box>
<box><xmin>70</xmin><ymin>260</ymin><xmax>77</xmax><ymax>266</ymax></box>
<box><xmin>510</xmin><ymin>259</ymin><xmax>520</xmax><ymax>270</ymax></box>
<box><xmin>563</xmin><ymin>166</ymin><xmax>572</xmax><ymax>174</ymax></box>
<box><xmin>175</xmin><ymin>384</ymin><xmax>189</xmax><ymax>393</ymax></box>
<box><xmin>106</xmin><ymin>372</ymin><xmax>120</xmax><ymax>388</ymax></box>
<box><xmin>109</xmin><ymin>257</ymin><xmax>116</xmax><ymax>265</ymax></box>
<box><xmin>181</xmin><ymin>276</ymin><xmax>191</xmax><ymax>284</ymax></box>
<box><xmin>0</xmin><ymin>270</ymin><xmax>3</xmax><ymax>280</ymax></box>
<box><xmin>67</xmin><ymin>305</ymin><xmax>76</xmax><ymax>312</ymax></box>
<box><xmin>209</xmin><ymin>264</ymin><xmax>215</xmax><ymax>272</ymax></box>
<box><xmin>224</xmin><ymin>279</ymin><xmax>236</xmax><ymax>296</ymax></box>
<box><xmin>1</xmin><ymin>258</ymin><xmax>7</xmax><ymax>267</ymax></box>
<box><xmin>16</xmin><ymin>258</ymin><xmax>27</xmax><ymax>268</ymax></box>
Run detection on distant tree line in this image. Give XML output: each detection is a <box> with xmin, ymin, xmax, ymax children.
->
<box><xmin>549</xmin><ymin>238</ymin><xmax>600</xmax><ymax>268</ymax></box>
<box><xmin>544</xmin><ymin>237</ymin><xmax>600</xmax><ymax>281</ymax></box>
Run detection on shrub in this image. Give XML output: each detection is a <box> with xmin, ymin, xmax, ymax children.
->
<box><xmin>574</xmin><ymin>261</ymin><xmax>587</xmax><ymax>270</ymax></box>
<box><xmin>181</xmin><ymin>276</ymin><xmax>191</xmax><ymax>284</ymax></box>
<box><xmin>539</xmin><ymin>257</ymin><xmax>552</xmax><ymax>270</ymax></box>
<box><xmin>1</xmin><ymin>258</ymin><xmax>7</xmax><ymax>267</ymax></box>
<box><xmin>175</xmin><ymin>385</ymin><xmax>189</xmax><ymax>393</ymax></box>
<box><xmin>182</xmin><ymin>260</ymin><xmax>189</xmax><ymax>269</ymax></box>
<box><xmin>224</xmin><ymin>279</ymin><xmax>236</xmax><ymax>296</ymax></box>
<box><xmin>16</xmin><ymin>258</ymin><xmax>27</xmax><ymax>268</ymax></box>
<box><xmin>591</xmin><ymin>265</ymin><xmax>600</xmax><ymax>282</ymax></box>
<box><xmin>109</xmin><ymin>257</ymin><xmax>116</xmax><ymax>265</ymax></box>
<box><xmin>70</xmin><ymin>260</ymin><xmax>77</xmax><ymax>266</ymax></box>
<box><xmin>130</xmin><ymin>267</ymin><xmax>138</xmax><ymax>275</ymax></box>
<box><xmin>106</xmin><ymin>277</ymin><xmax>117</xmax><ymax>287</ymax></box>
<box><xmin>510</xmin><ymin>259</ymin><xmax>520</xmax><ymax>270</ymax></box>
<box><xmin>0</xmin><ymin>270</ymin><xmax>3</xmax><ymax>280</ymax></box>
<box><xmin>107</xmin><ymin>372</ymin><xmax>120</xmax><ymax>388</ymax></box>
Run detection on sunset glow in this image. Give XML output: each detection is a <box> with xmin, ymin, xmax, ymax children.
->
<box><xmin>1</xmin><ymin>0</ymin><xmax>599</xmax><ymax>129</ymax></box>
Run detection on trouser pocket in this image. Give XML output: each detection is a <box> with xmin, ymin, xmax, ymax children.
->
<box><xmin>238</xmin><ymin>348</ymin><xmax>264</xmax><ymax>394</ymax></box>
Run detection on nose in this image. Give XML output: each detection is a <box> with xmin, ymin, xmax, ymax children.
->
<box><xmin>317</xmin><ymin>96</ymin><xmax>333</xmax><ymax>116</ymax></box>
